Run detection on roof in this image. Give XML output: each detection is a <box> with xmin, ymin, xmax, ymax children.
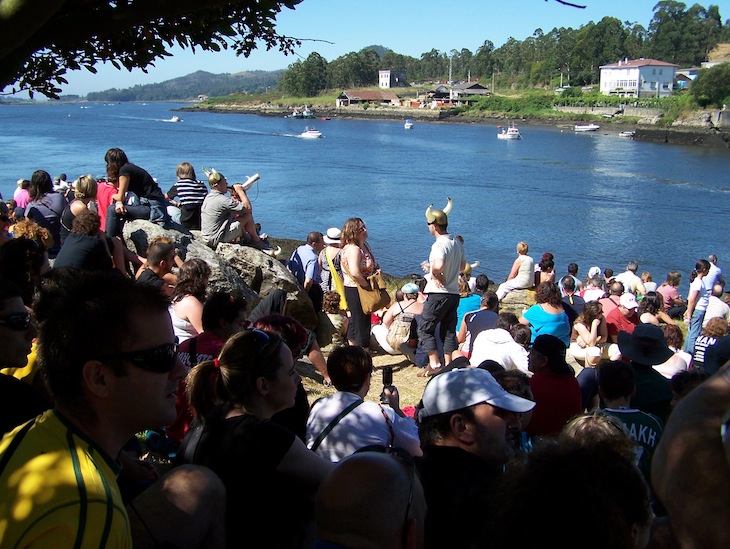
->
<box><xmin>450</xmin><ymin>82</ymin><xmax>488</xmax><ymax>91</ymax></box>
<box><xmin>600</xmin><ymin>58</ymin><xmax>678</xmax><ymax>69</ymax></box>
<box><xmin>339</xmin><ymin>89</ymin><xmax>400</xmax><ymax>101</ymax></box>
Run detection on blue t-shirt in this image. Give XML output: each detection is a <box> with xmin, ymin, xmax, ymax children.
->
<box><xmin>288</xmin><ymin>244</ymin><xmax>321</xmax><ymax>285</ymax></box>
<box><xmin>456</xmin><ymin>294</ymin><xmax>481</xmax><ymax>327</ymax></box>
<box><xmin>522</xmin><ymin>304</ymin><xmax>571</xmax><ymax>346</ymax></box>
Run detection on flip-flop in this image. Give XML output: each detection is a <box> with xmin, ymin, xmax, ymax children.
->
<box><xmin>417</xmin><ymin>366</ymin><xmax>442</xmax><ymax>377</ymax></box>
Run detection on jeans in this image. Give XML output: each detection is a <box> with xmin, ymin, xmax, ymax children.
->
<box><xmin>683</xmin><ymin>309</ymin><xmax>705</xmax><ymax>354</ymax></box>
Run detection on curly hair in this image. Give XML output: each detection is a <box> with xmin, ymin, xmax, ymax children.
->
<box><xmin>172</xmin><ymin>258</ymin><xmax>211</xmax><ymax>303</ymax></box>
<box><xmin>702</xmin><ymin>317</ymin><xmax>728</xmax><ymax>339</ymax></box>
<box><xmin>535</xmin><ymin>281</ymin><xmax>562</xmax><ymax>307</ymax></box>
<box><xmin>661</xmin><ymin>324</ymin><xmax>684</xmax><ymax>349</ymax></box>
<box><xmin>70</xmin><ymin>209</ymin><xmax>101</xmax><ymax>236</ymax></box>
<box><xmin>12</xmin><ymin>219</ymin><xmax>53</xmax><ymax>250</ymax></box>
<box><xmin>322</xmin><ymin>290</ymin><xmax>342</xmax><ymax>314</ymax></box>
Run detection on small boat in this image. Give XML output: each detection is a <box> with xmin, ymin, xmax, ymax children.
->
<box><xmin>169</xmin><ymin>115</ymin><xmax>181</xmax><ymax>122</ymax></box>
<box><xmin>618</xmin><ymin>130</ymin><xmax>636</xmax><ymax>139</ymax></box>
<box><xmin>404</xmin><ymin>119</ymin><xmax>414</xmax><ymax>130</ymax></box>
<box><xmin>574</xmin><ymin>123</ymin><xmax>600</xmax><ymax>132</ymax></box>
<box><xmin>300</xmin><ymin>127</ymin><xmax>323</xmax><ymax>139</ymax></box>
<box><xmin>302</xmin><ymin>107</ymin><xmax>314</xmax><ymax>119</ymax></box>
<box><xmin>497</xmin><ymin>122</ymin><xmax>522</xmax><ymax>140</ymax></box>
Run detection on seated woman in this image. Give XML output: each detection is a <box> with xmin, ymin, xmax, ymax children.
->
<box><xmin>306</xmin><ymin>346</ymin><xmax>421</xmax><ymax>462</ymax></box>
<box><xmin>24</xmin><ymin>170</ymin><xmax>68</xmax><ymax>258</ymax></box>
<box><xmin>371</xmin><ymin>283</ymin><xmax>423</xmax><ymax>355</ymax></box>
<box><xmin>568</xmin><ymin>301</ymin><xmax>608</xmax><ymax>367</ymax></box>
<box><xmin>52</xmin><ymin>210</ymin><xmax>113</xmax><ymax>272</ymax></box>
<box><xmin>534</xmin><ymin>256</ymin><xmax>555</xmax><ymax>288</ymax></box>
<box><xmin>178</xmin><ymin>329</ymin><xmax>334</xmax><ymax>547</ymax></box>
<box><xmin>497</xmin><ymin>241</ymin><xmax>534</xmax><ymax>301</ymax></box>
<box><xmin>641</xmin><ymin>272</ymin><xmax>657</xmax><ymax>293</ymax></box>
<box><xmin>169</xmin><ymin>258</ymin><xmax>211</xmax><ymax>343</ymax></box>
<box><xmin>637</xmin><ymin>291</ymin><xmax>676</xmax><ymax>326</ymax></box>
<box><xmin>519</xmin><ymin>282</ymin><xmax>571</xmax><ymax>346</ymax></box>
<box><xmin>657</xmin><ymin>270</ymin><xmax>687</xmax><ymax>319</ymax></box>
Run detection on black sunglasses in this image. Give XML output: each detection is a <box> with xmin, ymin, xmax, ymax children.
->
<box><xmin>0</xmin><ymin>311</ymin><xmax>31</xmax><ymax>331</ymax></box>
<box><xmin>356</xmin><ymin>445</ymin><xmax>415</xmax><ymax>547</ymax></box>
<box><xmin>100</xmin><ymin>342</ymin><xmax>179</xmax><ymax>373</ymax></box>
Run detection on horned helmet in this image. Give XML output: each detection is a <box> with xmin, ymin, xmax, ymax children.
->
<box><xmin>202</xmin><ymin>166</ymin><xmax>225</xmax><ymax>187</ymax></box>
<box><xmin>425</xmin><ymin>197</ymin><xmax>453</xmax><ymax>226</ymax></box>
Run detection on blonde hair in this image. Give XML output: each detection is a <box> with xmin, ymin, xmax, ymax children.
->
<box><xmin>517</xmin><ymin>241</ymin><xmax>528</xmax><ymax>255</ymax></box>
<box><xmin>341</xmin><ymin>217</ymin><xmax>364</xmax><ymax>247</ymax></box>
<box><xmin>12</xmin><ymin>219</ymin><xmax>53</xmax><ymax>250</ymax></box>
<box><xmin>74</xmin><ymin>175</ymin><xmax>97</xmax><ymax>200</ymax></box>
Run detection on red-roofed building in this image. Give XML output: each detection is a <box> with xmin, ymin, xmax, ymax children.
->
<box><xmin>599</xmin><ymin>58</ymin><xmax>678</xmax><ymax>98</ymax></box>
<box><xmin>336</xmin><ymin>89</ymin><xmax>401</xmax><ymax>107</ymax></box>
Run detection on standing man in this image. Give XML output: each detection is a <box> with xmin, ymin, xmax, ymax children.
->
<box><xmin>707</xmin><ymin>253</ymin><xmax>723</xmax><ymax>288</ymax></box>
<box><xmin>288</xmin><ymin>231</ymin><xmax>326</xmax><ymax>312</ymax></box>
<box><xmin>0</xmin><ymin>270</ymin><xmax>225</xmax><ymax>548</ymax></box>
<box><xmin>418</xmin><ymin>198</ymin><xmax>465</xmax><ymax>376</ymax></box>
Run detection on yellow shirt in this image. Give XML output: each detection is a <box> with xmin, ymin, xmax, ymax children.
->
<box><xmin>0</xmin><ymin>410</ymin><xmax>131</xmax><ymax>548</ymax></box>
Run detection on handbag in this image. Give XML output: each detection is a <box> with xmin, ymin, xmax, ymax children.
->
<box><xmin>386</xmin><ymin>302</ymin><xmax>416</xmax><ymax>350</ymax></box>
<box><xmin>358</xmin><ymin>272</ymin><xmax>391</xmax><ymax>314</ymax></box>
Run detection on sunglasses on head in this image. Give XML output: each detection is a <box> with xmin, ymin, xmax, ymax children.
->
<box><xmin>99</xmin><ymin>341</ymin><xmax>179</xmax><ymax>373</ymax></box>
<box><xmin>0</xmin><ymin>311</ymin><xmax>31</xmax><ymax>331</ymax></box>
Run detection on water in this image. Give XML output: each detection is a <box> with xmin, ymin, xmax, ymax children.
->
<box><xmin>1</xmin><ymin>101</ymin><xmax>729</xmax><ymax>296</ymax></box>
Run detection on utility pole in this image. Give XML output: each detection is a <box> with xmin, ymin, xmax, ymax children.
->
<box><xmin>449</xmin><ymin>55</ymin><xmax>453</xmax><ymax>84</ymax></box>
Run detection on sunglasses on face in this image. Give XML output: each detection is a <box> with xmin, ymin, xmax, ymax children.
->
<box><xmin>99</xmin><ymin>342</ymin><xmax>179</xmax><ymax>373</ymax></box>
<box><xmin>0</xmin><ymin>311</ymin><xmax>31</xmax><ymax>331</ymax></box>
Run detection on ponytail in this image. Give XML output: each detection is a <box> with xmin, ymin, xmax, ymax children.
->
<box><xmin>186</xmin><ymin>360</ymin><xmax>222</xmax><ymax>418</ymax></box>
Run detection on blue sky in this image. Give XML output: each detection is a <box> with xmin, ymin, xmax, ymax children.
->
<box><xmin>22</xmin><ymin>0</ymin><xmax>730</xmax><ymax>96</ymax></box>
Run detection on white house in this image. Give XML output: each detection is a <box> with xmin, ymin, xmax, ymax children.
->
<box><xmin>599</xmin><ymin>58</ymin><xmax>678</xmax><ymax>98</ymax></box>
<box><xmin>379</xmin><ymin>70</ymin><xmax>407</xmax><ymax>88</ymax></box>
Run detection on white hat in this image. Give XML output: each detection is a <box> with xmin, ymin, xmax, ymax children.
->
<box><xmin>620</xmin><ymin>293</ymin><xmax>639</xmax><ymax>310</ymax></box>
<box><xmin>588</xmin><ymin>266</ymin><xmax>601</xmax><ymax>279</ymax></box>
<box><xmin>323</xmin><ymin>227</ymin><xmax>341</xmax><ymax>245</ymax></box>
<box><xmin>418</xmin><ymin>368</ymin><xmax>535</xmax><ymax>421</ymax></box>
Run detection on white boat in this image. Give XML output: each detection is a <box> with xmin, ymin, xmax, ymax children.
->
<box><xmin>574</xmin><ymin>123</ymin><xmax>600</xmax><ymax>132</ymax></box>
<box><xmin>300</xmin><ymin>127</ymin><xmax>322</xmax><ymax>139</ymax></box>
<box><xmin>497</xmin><ymin>123</ymin><xmax>522</xmax><ymax>140</ymax></box>
<box><xmin>618</xmin><ymin>130</ymin><xmax>636</xmax><ymax>139</ymax></box>
<box><xmin>404</xmin><ymin>119</ymin><xmax>414</xmax><ymax>129</ymax></box>
<box><xmin>164</xmin><ymin>115</ymin><xmax>181</xmax><ymax>122</ymax></box>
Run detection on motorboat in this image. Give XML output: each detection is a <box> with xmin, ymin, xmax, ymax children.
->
<box><xmin>300</xmin><ymin>127</ymin><xmax>323</xmax><ymax>139</ymax></box>
<box><xmin>404</xmin><ymin>119</ymin><xmax>414</xmax><ymax>129</ymax></box>
<box><xmin>574</xmin><ymin>123</ymin><xmax>600</xmax><ymax>132</ymax></box>
<box><xmin>164</xmin><ymin>115</ymin><xmax>181</xmax><ymax>122</ymax></box>
<box><xmin>497</xmin><ymin>122</ymin><xmax>522</xmax><ymax>140</ymax></box>
<box><xmin>618</xmin><ymin>130</ymin><xmax>636</xmax><ymax>139</ymax></box>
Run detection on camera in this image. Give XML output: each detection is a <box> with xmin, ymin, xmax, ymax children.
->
<box><xmin>380</xmin><ymin>366</ymin><xmax>394</xmax><ymax>404</ymax></box>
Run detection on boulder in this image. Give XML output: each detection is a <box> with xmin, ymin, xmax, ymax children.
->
<box><xmin>215</xmin><ymin>243</ymin><xmax>318</xmax><ymax>330</ymax></box>
<box><xmin>122</xmin><ymin>220</ymin><xmax>259</xmax><ymax>305</ymax></box>
<box><xmin>499</xmin><ymin>288</ymin><xmax>536</xmax><ymax>317</ymax></box>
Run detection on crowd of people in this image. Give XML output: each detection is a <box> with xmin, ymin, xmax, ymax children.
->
<box><xmin>2</xmin><ymin>157</ymin><xmax>730</xmax><ymax>548</ymax></box>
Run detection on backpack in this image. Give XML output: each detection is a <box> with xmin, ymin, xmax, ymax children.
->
<box><xmin>386</xmin><ymin>301</ymin><xmax>416</xmax><ymax>350</ymax></box>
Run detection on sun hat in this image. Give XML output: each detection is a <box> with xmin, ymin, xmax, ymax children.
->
<box><xmin>588</xmin><ymin>266</ymin><xmax>601</xmax><ymax>278</ymax></box>
<box><xmin>620</xmin><ymin>293</ymin><xmax>639</xmax><ymax>310</ymax></box>
<box><xmin>418</xmin><ymin>368</ymin><xmax>535</xmax><ymax>421</ymax></box>
<box><xmin>402</xmin><ymin>283</ymin><xmax>419</xmax><ymax>295</ymax></box>
<box><xmin>531</xmin><ymin>334</ymin><xmax>568</xmax><ymax>364</ymax></box>
<box><xmin>617</xmin><ymin>324</ymin><xmax>674</xmax><ymax>365</ymax></box>
<box><xmin>323</xmin><ymin>227</ymin><xmax>341</xmax><ymax>245</ymax></box>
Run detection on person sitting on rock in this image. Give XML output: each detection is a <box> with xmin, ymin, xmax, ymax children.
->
<box><xmin>200</xmin><ymin>167</ymin><xmax>264</xmax><ymax>250</ymax></box>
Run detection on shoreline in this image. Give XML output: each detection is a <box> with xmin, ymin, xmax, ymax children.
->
<box><xmin>180</xmin><ymin>103</ymin><xmax>730</xmax><ymax>148</ymax></box>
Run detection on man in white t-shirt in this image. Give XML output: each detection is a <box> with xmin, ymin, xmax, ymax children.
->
<box><xmin>418</xmin><ymin>199</ymin><xmax>465</xmax><ymax>375</ymax></box>
<box><xmin>614</xmin><ymin>261</ymin><xmax>646</xmax><ymax>296</ymax></box>
<box><xmin>706</xmin><ymin>254</ymin><xmax>723</xmax><ymax>288</ymax></box>
<box><xmin>703</xmin><ymin>283</ymin><xmax>730</xmax><ymax>327</ymax></box>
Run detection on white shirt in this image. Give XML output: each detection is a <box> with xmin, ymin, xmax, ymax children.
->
<box><xmin>306</xmin><ymin>391</ymin><xmax>421</xmax><ymax>462</ymax></box>
<box><xmin>703</xmin><ymin>295</ymin><xmax>730</xmax><ymax>326</ymax></box>
<box><xmin>469</xmin><ymin>328</ymin><xmax>530</xmax><ymax>376</ymax></box>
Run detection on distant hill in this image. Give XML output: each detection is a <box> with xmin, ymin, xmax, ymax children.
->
<box><xmin>361</xmin><ymin>45</ymin><xmax>390</xmax><ymax>59</ymax></box>
<box><xmin>85</xmin><ymin>69</ymin><xmax>283</xmax><ymax>102</ymax></box>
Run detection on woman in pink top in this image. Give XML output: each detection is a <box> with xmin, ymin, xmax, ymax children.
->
<box><xmin>657</xmin><ymin>271</ymin><xmax>687</xmax><ymax>319</ymax></box>
<box><xmin>340</xmin><ymin>217</ymin><xmax>378</xmax><ymax>349</ymax></box>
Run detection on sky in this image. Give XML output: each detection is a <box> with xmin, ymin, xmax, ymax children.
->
<box><xmin>14</xmin><ymin>0</ymin><xmax>730</xmax><ymax>96</ymax></box>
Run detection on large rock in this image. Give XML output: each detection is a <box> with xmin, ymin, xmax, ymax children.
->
<box><xmin>215</xmin><ymin>243</ymin><xmax>318</xmax><ymax>330</ymax></box>
<box><xmin>122</xmin><ymin>220</ymin><xmax>259</xmax><ymax>306</ymax></box>
<box><xmin>499</xmin><ymin>288</ymin><xmax>536</xmax><ymax>317</ymax></box>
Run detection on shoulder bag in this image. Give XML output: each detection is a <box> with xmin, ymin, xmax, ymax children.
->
<box><xmin>358</xmin><ymin>271</ymin><xmax>391</xmax><ymax>314</ymax></box>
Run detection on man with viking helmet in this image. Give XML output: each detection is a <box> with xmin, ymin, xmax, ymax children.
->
<box><xmin>418</xmin><ymin>198</ymin><xmax>465</xmax><ymax>376</ymax></box>
<box><xmin>200</xmin><ymin>167</ymin><xmax>264</xmax><ymax>250</ymax></box>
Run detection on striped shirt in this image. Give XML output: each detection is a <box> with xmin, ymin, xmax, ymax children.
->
<box><xmin>170</xmin><ymin>179</ymin><xmax>208</xmax><ymax>206</ymax></box>
<box><xmin>0</xmin><ymin>410</ymin><xmax>131</xmax><ymax>548</ymax></box>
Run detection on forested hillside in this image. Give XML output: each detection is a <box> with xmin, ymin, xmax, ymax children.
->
<box><xmin>86</xmin><ymin>70</ymin><xmax>282</xmax><ymax>101</ymax></box>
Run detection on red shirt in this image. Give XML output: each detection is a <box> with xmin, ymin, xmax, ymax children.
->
<box><xmin>527</xmin><ymin>370</ymin><xmax>582</xmax><ymax>437</ymax></box>
<box><xmin>606</xmin><ymin>306</ymin><xmax>640</xmax><ymax>341</ymax></box>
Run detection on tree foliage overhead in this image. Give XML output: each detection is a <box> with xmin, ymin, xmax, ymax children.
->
<box><xmin>0</xmin><ymin>0</ymin><xmax>302</xmax><ymax>99</ymax></box>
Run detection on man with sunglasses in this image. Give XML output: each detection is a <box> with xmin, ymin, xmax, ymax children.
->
<box><xmin>416</xmin><ymin>367</ymin><xmax>535</xmax><ymax>548</ymax></box>
<box><xmin>0</xmin><ymin>270</ymin><xmax>225</xmax><ymax>548</ymax></box>
<box><xmin>0</xmin><ymin>277</ymin><xmax>48</xmax><ymax>435</ymax></box>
